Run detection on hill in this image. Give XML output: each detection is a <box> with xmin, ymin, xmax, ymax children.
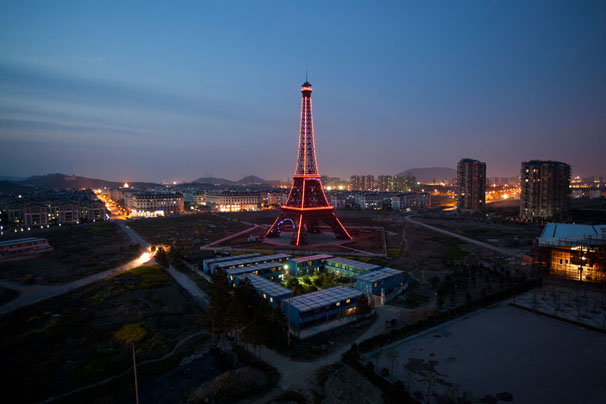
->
<box><xmin>0</xmin><ymin>176</ymin><xmax>26</xmax><ymax>182</ymax></box>
<box><xmin>193</xmin><ymin>176</ymin><xmax>235</xmax><ymax>185</ymax></box>
<box><xmin>397</xmin><ymin>167</ymin><xmax>456</xmax><ymax>183</ymax></box>
<box><xmin>194</xmin><ymin>175</ymin><xmax>280</xmax><ymax>186</ymax></box>
<box><xmin>19</xmin><ymin>174</ymin><xmax>160</xmax><ymax>190</ymax></box>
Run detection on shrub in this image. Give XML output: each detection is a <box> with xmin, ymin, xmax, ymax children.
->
<box><xmin>114</xmin><ymin>323</ymin><xmax>147</xmax><ymax>345</ymax></box>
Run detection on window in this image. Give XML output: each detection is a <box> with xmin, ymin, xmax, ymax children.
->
<box><xmin>346</xmin><ymin>299</ymin><xmax>350</xmax><ymax>304</ymax></box>
<box><xmin>336</xmin><ymin>302</ymin><xmax>341</xmax><ymax>307</ymax></box>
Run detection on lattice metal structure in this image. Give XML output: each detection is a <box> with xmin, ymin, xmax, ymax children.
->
<box><xmin>266</xmin><ymin>81</ymin><xmax>351</xmax><ymax>245</ymax></box>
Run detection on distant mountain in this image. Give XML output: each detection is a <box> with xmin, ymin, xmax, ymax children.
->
<box><xmin>19</xmin><ymin>173</ymin><xmax>160</xmax><ymax>190</ymax></box>
<box><xmin>194</xmin><ymin>175</ymin><xmax>281</xmax><ymax>186</ymax></box>
<box><xmin>0</xmin><ymin>176</ymin><xmax>26</xmax><ymax>181</ymax></box>
<box><xmin>193</xmin><ymin>176</ymin><xmax>235</xmax><ymax>185</ymax></box>
<box><xmin>397</xmin><ymin>167</ymin><xmax>457</xmax><ymax>183</ymax></box>
<box><xmin>0</xmin><ymin>180</ymin><xmax>31</xmax><ymax>191</ymax></box>
<box><xmin>236</xmin><ymin>175</ymin><xmax>275</xmax><ymax>185</ymax></box>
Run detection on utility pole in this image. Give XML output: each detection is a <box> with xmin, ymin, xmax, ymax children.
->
<box><xmin>132</xmin><ymin>343</ymin><xmax>140</xmax><ymax>404</ymax></box>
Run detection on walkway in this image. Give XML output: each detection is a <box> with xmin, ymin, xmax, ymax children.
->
<box><xmin>255</xmin><ymin>304</ymin><xmax>393</xmax><ymax>394</ymax></box>
<box><xmin>404</xmin><ymin>216</ymin><xmax>520</xmax><ymax>257</ymax></box>
<box><xmin>115</xmin><ymin>219</ymin><xmax>150</xmax><ymax>249</ymax></box>
<box><xmin>166</xmin><ymin>265</ymin><xmax>210</xmax><ymax>310</ymax></box>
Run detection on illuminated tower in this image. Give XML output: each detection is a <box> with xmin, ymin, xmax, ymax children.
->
<box><xmin>266</xmin><ymin>80</ymin><xmax>351</xmax><ymax>245</ymax></box>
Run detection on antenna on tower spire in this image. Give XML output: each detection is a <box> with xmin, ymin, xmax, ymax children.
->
<box><xmin>305</xmin><ymin>70</ymin><xmax>308</xmax><ymax>82</ymax></box>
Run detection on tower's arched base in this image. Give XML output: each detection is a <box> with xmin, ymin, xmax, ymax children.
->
<box><xmin>266</xmin><ymin>208</ymin><xmax>351</xmax><ymax>246</ymax></box>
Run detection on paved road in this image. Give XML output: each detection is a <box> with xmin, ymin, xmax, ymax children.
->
<box><xmin>0</xmin><ymin>253</ymin><xmax>153</xmax><ymax>316</ymax></box>
<box><xmin>166</xmin><ymin>265</ymin><xmax>210</xmax><ymax>310</ymax></box>
<box><xmin>115</xmin><ymin>219</ymin><xmax>150</xmax><ymax>249</ymax></box>
<box><xmin>404</xmin><ymin>215</ymin><xmax>520</xmax><ymax>257</ymax></box>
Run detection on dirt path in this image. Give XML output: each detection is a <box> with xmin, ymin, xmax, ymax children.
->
<box><xmin>404</xmin><ymin>216</ymin><xmax>520</xmax><ymax>257</ymax></box>
<box><xmin>39</xmin><ymin>330</ymin><xmax>210</xmax><ymax>403</ymax></box>
<box><xmin>201</xmin><ymin>224</ymin><xmax>259</xmax><ymax>248</ymax></box>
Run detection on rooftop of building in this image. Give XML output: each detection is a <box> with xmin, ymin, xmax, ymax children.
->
<box><xmin>325</xmin><ymin>257</ymin><xmax>381</xmax><ymax>271</ymax></box>
<box><xmin>289</xmin><ymin>254</ymin><xmax>333</xmax><ymax>263</ymax></box>
<box><xmin>284</xmin><ymin>286</ymin><xmax>363</xmax><ymax>313</ymax></box>
<box><xmin>522</xmin><ymin>160</ymin><xmax>570</xmax><ymax>166</ymax></box>
<box><xmin>226</xmin><ymin>261</ymin><xmax>286</xmax><ymax>276</ymax></box>
<box><xmin>538</xmin><ymin>223</ymin><xmax>606</xmax><ymax>246</ymax></box>
<box><xmin>131</xmin><ymin>192</ymin><xmax>183</xmax><ymax>198</ymax></box>
<box><xmin>206</xmin><ymin>191</ymin><xmax>262</xmax><ymax>196</ymax></box>
<box><xmin>216</xmin><ymin>253</ymin><xmax>290</xmax><ymax>269</ymax></box>
<box><xmin>0</xmin><ymin>237</ymin><xmax>48</xmax><ymax>247</ymax></box>
<box><xmin>204</xmin><ymin>253</ymin><xmax>262</xmax><ymax>265</ymax></box>
<box><xmin>235</xmin><ymin>273</ymin><xmax>292</xmax><ymax>297</ymax></box>
<box><xmin>459</xmin><ymin>158</ymin><xmax>485</xmax><ymax>164</ymax></box>
<box><xmin>356</xmin><ymin>267</ymin><xmax>404</xmax><ymax>283</ymax></box>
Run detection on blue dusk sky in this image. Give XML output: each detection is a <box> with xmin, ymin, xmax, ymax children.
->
<box><xmin>0</xmin><ymin>0</ymin><xmax>604</xmax><ymax>182</ymax></box>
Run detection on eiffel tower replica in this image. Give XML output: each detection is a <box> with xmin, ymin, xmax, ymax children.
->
<box><xmin>266</xmin><ymin>80</ymin><xmax>352</xmax><ymax>246</ymax></box>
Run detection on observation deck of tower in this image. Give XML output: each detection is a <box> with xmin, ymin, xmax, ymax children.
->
<box><xmin>265</xmin><ymin>81</ymin><xmax>351</xmax><ymax>246</ymax></box>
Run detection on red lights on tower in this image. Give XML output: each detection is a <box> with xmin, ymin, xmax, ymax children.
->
<box><xmin>266</xmin><ymin>81</ymin><xmax>351</xmax><ymax>245</ymax></box>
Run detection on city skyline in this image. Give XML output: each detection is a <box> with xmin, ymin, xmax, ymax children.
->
<box><xmin>1</xmin><ymin>1</ymin><xmax>605</xmax><ymax>181</ymax></box>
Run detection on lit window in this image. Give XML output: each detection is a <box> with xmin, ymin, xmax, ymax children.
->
<box><xmin>346</xmin><ymin>299</ymin><xmax>350</xmax><ymax>303</ymax></box>
<box><xmin>263</xmin><ymin>294</ymin><xmax>267</xmax><ymax>299</ymax></box>
<box><xmin>336</xmin><ymin>302</ymin><xmax>341</xmax><ymax>307</ymax></box>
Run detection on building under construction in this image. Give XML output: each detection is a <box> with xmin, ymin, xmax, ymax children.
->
<box><xmin>533</xmin><ymin>223</ymin><xmax>606</xmax><ymax>284</ymax></box>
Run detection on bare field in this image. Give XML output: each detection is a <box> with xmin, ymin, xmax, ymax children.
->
<box><xmin>397</xmin><ymin>220</ymin><xmax>496</xmax><ymax>270</ymax></box>
<box><xmin>128</xmin><ymin>213</ymin><xmax>250</xmax><ymax>249</ymax></box>
<box><xmin>0</xmin><ymin>264</ymin><xmax>207</xmax><ymax>403</ymax></box>
<box><xmin>0</xmin><ymin>222</ymin><xmax>140</xmax><ymax>284</ymax></box>
<box><xmin>415</xmin><ymin>216</ymin><xmax>541</xmax><ymax>253</ymax></box>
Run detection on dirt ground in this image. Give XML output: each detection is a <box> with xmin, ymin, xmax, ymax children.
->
<box><xmin>0</xmin><ymin>264</ymin><xmax>206</xmax><ymax>403</ymax></box>
<box><xmin>214</xmin><ymin>225</ymin><xmax>387</xmax><ymax>255</ymax></box>
<box><xmin>0</xmin><ymin>222</ymin><xmax>140</xmax><ymax>284</ymax></box>
<box><xmin>393</xmin><ymin>220</ymin><xmax>497</xmax><ymax>271</ymax></box>
<box><xmin>311</xmin><ymin>363</ymin><xmax>383</xmax><ymax>404</ymax></box>
<box><xmin>128</xmin><ymin>213</ymin><xmax>250</xmax><ymax>250</ymax></box>
<box><xmin>415</xmin><ymin>216</ymin><xmax>541</xmax><ymax>253</ymax></box>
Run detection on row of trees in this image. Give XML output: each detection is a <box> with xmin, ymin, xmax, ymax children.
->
<box><xmin>209</xmin><ymin>268</ymin><xmax>288</xmax><ymax>352</ymax></box>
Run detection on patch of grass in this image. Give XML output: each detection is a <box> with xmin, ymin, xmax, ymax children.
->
<box><xmin>130</xmin><ymin>265</ymin><xmax>171</xmax><ymax>289</ymax></box>
<box><xmin>387</xmin><ymin>248</ymin><xmax>402</xmax><ymax>258</ymax></box>
<box><xmin>426</xmin><ymin>236</ymin><xmax>470</xmax><ymax>266</ymax></box>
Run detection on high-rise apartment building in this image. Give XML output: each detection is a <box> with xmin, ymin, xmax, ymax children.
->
<box><xmin>457</xmin><ymin>158</ymin><xmax>486</xmax><ymax>213</ymax></box>
<box><xmin>377</xmin><ymin>175</ymin><xmax>394</xmax><ymax>192</ymax></box>
<box><xmin>350</xmin><ymin>175</ymin><xmax>375</xmax><ymax>191</ymax></box>
<box><xmin>520</xmin><ymin>160</ymin><xmax>570</xmax><ymax>220</ymax></box>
